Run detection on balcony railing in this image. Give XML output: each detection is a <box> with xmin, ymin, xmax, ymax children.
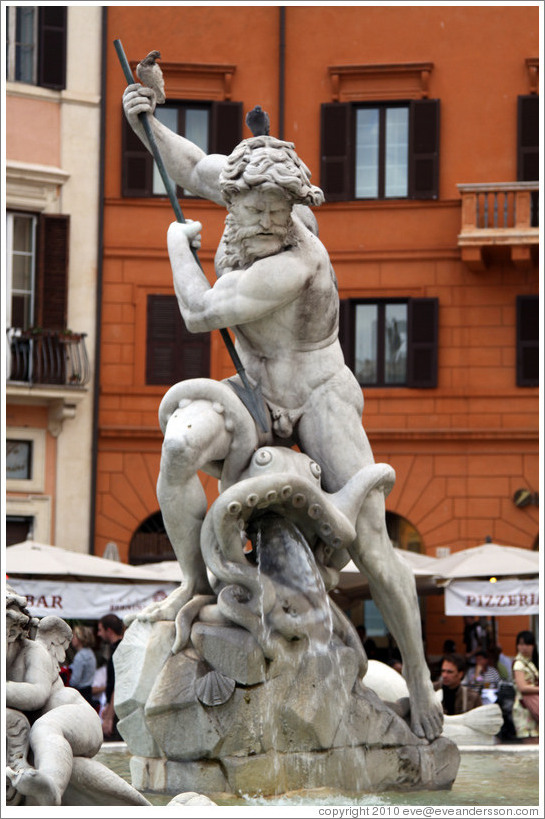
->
<box><xmin>457</xmin><ymin>182</ymin><xmax>539</xmax><ymax>271</ymax></box>
<box><xmin>6</xmin><ymin>328</ymin><xmax>91</xmax><ymax>387</ymax></box>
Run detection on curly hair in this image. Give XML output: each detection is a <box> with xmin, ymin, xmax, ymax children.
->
<box><xmin>219</xmin><ymin>135</ymin><xmax>324</xmax><ymax>208</ymax></box>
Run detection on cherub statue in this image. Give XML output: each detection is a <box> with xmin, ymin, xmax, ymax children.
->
<box><xmin>5</xmin><ymin>586</ymin><xmax>214</xmax><ymax>806</ymax></box>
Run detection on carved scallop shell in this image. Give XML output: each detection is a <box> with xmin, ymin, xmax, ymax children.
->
<box><xmin>195</xmin><ymin>669</ymin><xmax>236</xmax><ymax>706</ymax></box>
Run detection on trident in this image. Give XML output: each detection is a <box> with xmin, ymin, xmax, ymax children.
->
<box><xmin>113</xmin><ymin>39</ymin><xmax>270</xmax><ymax>433</ymax></box>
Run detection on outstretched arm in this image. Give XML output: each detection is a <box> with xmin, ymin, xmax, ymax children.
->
<box><xmin>123</xmin><ymin>83</ymin><xmax>227</xmax><ymax>205</ymax></box>
<box><xmin>167</xmin><ymin>221</ymin><xmax>311</xmax><ymax>333</ymax></box>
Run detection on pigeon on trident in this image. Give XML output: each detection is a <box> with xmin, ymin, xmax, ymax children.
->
<box><xmin>136</xmin><ymin>50</ymin><xmax>166</xmax><ymax>103</ymax></box>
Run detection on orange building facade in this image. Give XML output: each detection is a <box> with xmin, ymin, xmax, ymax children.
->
<box><xmin>97</xmin><ymin>5</ymin><xmax>539</xmax><ymax>656</ymax></box>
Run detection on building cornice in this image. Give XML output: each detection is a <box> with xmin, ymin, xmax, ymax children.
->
<box><xmin>6</xmin><ymin>160</ymin><xmax>70</xmax><ymax>212</ymax></box>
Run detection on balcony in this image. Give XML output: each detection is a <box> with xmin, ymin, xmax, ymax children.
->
<box><xmin>457</xmin><ymin>182</ymin><xmax>539</xmax><ymax>272</ymax></box>
<box><xmin>6</xmin><ymin>328</ymin><xmax>92</xmax><ymax>436</ymax></box>
<box><xmin>6</xmin><ymin>328</ymin><xmax>91</xmax><ymax>386</ymax></box>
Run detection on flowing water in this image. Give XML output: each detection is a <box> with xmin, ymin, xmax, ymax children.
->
<box><xmin>96</xmin><ymin>745</ymin><xmax>540</xmax><ymax>807</ymax></box>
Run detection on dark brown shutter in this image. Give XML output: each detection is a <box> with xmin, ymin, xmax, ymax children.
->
<box><xmin>407</xmin><ymin>298</ymin><xmax>438</xmax><ymax>388</ymax></box>
<box><xmin>516</xmin><ymin>295</ymin><xmax>539</xmax><ymax>387</ymax></box>
<box><xmin>337</xmin><ymin>298</ymin><xmax>355</xmax><ymax>372</ymax></box>
<box><xmin>211</xmin><ymin>101</ymin><xmax>243</xmax><ymax>155</ymax></box>
<box><xmin>320</xmin><ymin>103</ymin><xmax>352</xmax><ymax>201</ymax></box>
<box><xmin>517</xmin><ymin>95</ymin><xmax>539</xmax><ymax>181</ymax></box>
<box><xmin>146</xmin><ymin>294</ymin><xmax>210</xmax><ymax>385</ymax></box>
<box><xmin>409</xmin><ymin>100</ymin><xmax>440</xmax><ymax>200</ymax></box>
<box><xmin>38</xmin><ymin>6</ymin><xmax>67</xmax><ymax>90</ymax></box>
<box><xmin>517</xmin><ymin>95</ymin><xmax>539</xmax><ymax>227</ymax></box>
<box><xmin>36</xmin><ymin>214</ymin><xmax>69</xmax><ymax>330</ymax></box>
<box><xmin>122</xmin><ymin>111</ymin><xmax>153</xmax><ymax>196</ymax></box>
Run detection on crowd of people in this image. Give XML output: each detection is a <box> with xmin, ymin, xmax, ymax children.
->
<box><xmin>59</xmin><ymin>612</ymin><xmax>538</xmax><ymax>746</ymax></box>
<box><xmin>356</xmin><ymin>618</ymin><xmax>539</xmax><ymax>744</ymax></box>
<box><xmin>431</xmin><ymin>624</ymin><xmax>539</xmax><ymax>743</ymax></box>
<box><xmin>61</xmin><ymin>613</ymin><xmax>125</xmax><ymax>743</ymax></box>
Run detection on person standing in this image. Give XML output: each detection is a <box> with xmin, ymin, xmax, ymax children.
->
<box><xmin>434</xmin><ymin>653</ymin><xmax>482</xmax><ymax>715</ymax></box>
<box><xmin>512</xmin><ymin>630</ymin><xmax>539</xmax><ymax>744</ymax></box>
<box><xmin>68</xmin><ymin>625</ymin><xmax>97</xmax><ymax>705</ymax></box>
<box><xmin>97</xmin><ymin>614</ymin><xmax>124</xmax><ymax>741</ymax></box>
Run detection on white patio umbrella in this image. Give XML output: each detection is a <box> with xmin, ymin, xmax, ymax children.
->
<box><xmin>430</xmin><ymin>541</ymin><xmax>539</xmax><ymax>580</ymax></box>
<box><xmin>5</xmin><ymin>540</ymin><xmax>177</xmax><ymax>619</ymax></box>
<box><xmin>430</xmin><ymin>541</ymin><xmax>539</xmax><ymax>620</ymax></box>
<box><xmin>336</xmin><ymin>549</ymin><xmax>440</xmax><ymax>598</ymax></box>
<box><xmin>5</xmin><ymin>540</ymin><xmax>173</xmax><ymax>582</ymax></box>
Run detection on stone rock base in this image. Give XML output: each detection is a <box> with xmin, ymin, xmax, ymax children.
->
<box><xmin>131</xmin><ymin>739</ymin><xmax>459</xmax><ymax>797</ymax></box>
<box><xmin>115</xmin><ymin>619</ymin><xmax>460</xmax><ymax>798</ymax></box>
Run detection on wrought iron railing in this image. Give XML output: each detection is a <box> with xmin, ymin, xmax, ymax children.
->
<box><xmin>6</xmin><ymin>328</ymin><xmax>91</xmax><ymax>386</ymax></box>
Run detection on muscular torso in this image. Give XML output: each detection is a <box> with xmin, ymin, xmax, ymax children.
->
<box><xmin>216</xmin><ymin>220</ymin><xmax>345</xmax><ymax>408</ymax></box>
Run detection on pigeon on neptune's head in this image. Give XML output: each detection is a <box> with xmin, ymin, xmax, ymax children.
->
<box><xmin>136</xmin><ymin>50</ymin><xmax>166</xmax><ymax>104</ymax></box>
<box><xmin>245</xmin><ymin>105</ymin><xmax>270</xmax><ymax>137</ymax></box>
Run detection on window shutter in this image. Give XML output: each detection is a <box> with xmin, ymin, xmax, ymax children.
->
<box><xmin>517</xmin><ymin>95</ymin><xmax>539</xmax><ymax>227</ymax></box>
<box><xmin>146</xmin><ymin>294</ymin><xmax>210</xmax><ymax>385</ymax></box>
<box><xmin>407</xmin><ymin>298</ymin><xmax>438</xmax><ymax>388</ymax></box>
<box><xmin>337</xmin><ymin>299</ymin><xmax>354</xmax><ymax>371</ymax></box>
<box><xmin>320</xmin><ymin>103</ymin><xmax>352</xmax><ymax>201</ymax></box>
<box><xmin>36</xmin><ymin>214</ymin><xmax>69</xmax><ymax>330</ymax></box>
<box><xmin>211</xmin><ymin>101</ymin><xmax>243</xmax><ymax>155</ymax></box>
<box><xmin>38</xmin><ymin>6</ymin><xmax>67</xmax><ymax>90</ymax></box>
<box><xmin>516</xmin><ymin>295</ymin><xmax>539</xmax><ymax>387</ymax></box>
<box><xmin>517</xmin><ymin>95</ymin><xmax>539</xmax><ymax>182</ymax></box>
<box><xmin>122</xmin><ymin>112</ymin><xmax>153</xmax><ymax>196</ymax></box>
<box><xmin>409</xmin><ymin>100</ymin><xmax>440</xmax><ymax>200</ymax></box>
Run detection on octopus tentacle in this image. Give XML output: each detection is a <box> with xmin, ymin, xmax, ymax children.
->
<box><xmin>173</xmin><ymin>594</ymin><xmax>216</xmax><ymax>654</ymax></box>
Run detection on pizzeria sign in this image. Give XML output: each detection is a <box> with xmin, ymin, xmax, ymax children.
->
<box><xmin>444</xmin><ymin>578</ymin><xmax>539</xmax><ymax>616</ymax></box>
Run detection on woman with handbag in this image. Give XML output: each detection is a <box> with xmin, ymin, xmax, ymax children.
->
<box><xmin>512</xmin><ymin>630</ymin><xmax>539</xmax><ymax>743</ymax></box>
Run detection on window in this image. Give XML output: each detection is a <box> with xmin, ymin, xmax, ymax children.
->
<box><xmin>153</xmin><ymin>105</ymin><xmax>209</xmax><ymax>195</ymax></box>
<box><xmin>516</xmin><ymin>295</ymin><xmax>539</xmax><ymax>387</ymax></box>
<box><xmin>6</xmin><ymin>440</ymin><xmax>33</xmax><ymax>480</ymax></box>
<box><xmin>129</xmin><ymin>511</ymin><xmax>176</xmax><ymax>565</ymax></box>
<box><xmin>6</xmin><ymin>212</ymin><xmax>37</xmax><ymax>330</ymax></box>
<box><xmin>122</xmin><ymin>100</ymin><xmax>242</xmax><ymax>197</ymax></box>
<box><xmin>356</xmin><ymin>105</ymin><xmax>409</xmax><ymax>199</ymax></box>
<box><xmin>339</xmin><ymin>298</ymin><xmax>438</xmax><ymax>388</ymax></box>
<box><xmin>321</xmin><ymin>99</ymin><xmax>440</xmax><ymax>201</ymax></box>
<box><xmin>5</xmin><ymin>6</ymin><xmax>67</xmax><ymax>89</ymax></box>
<box><xmin>146</xmin><ymin>294</ymin><xmax>210</xmax><ymax>385</ymax></box>
<box><xmin>6</xmin><ymin>212</ymin><xmax>69</xmax><ymax>331</ymax></box>
<box><xmin>6</xmin><ymin>428</ymin><xmax>46</xmax><ymax>493</ymax></box>
<box><xmin>6</xmin><ymin>516</ymin><xmax>33</xmax><ymax>547</ymax></box>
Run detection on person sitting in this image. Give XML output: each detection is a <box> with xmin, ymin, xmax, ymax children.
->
<box><xmin>465</xmin><ymin>649</ymin><xmax>501</xmax><ymax>702</ymax></box>
<box><xmin>434</xmin><ymin>653</ymin><xmax>482</xmax><ymax>715</ymax></box>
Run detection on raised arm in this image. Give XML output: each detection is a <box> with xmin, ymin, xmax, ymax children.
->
<box><xmin>167</xmin><ymin>221</ymin><xmax>312</xmax><ymax>332</ymax></box>
<box><xmin>122</xmin><ymin>83</ymin><xmax>227</xmax><ymax>205</ymax></box>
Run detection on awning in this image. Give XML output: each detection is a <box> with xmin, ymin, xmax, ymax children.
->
<box><xmin>6</xmin><ymin>578</ymin><xmax>177</xmax><ymax>619</ymax></box>
<box><xmin>444</xmin><ymin>578</ymin><xmax>539</xmax><ymax>616</ymax></box>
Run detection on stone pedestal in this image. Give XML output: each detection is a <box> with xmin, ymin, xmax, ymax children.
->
<box><xmin>115</xmin><ymin>619</ymin><xmax>460</xmax><ymax>798</ymax></box>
